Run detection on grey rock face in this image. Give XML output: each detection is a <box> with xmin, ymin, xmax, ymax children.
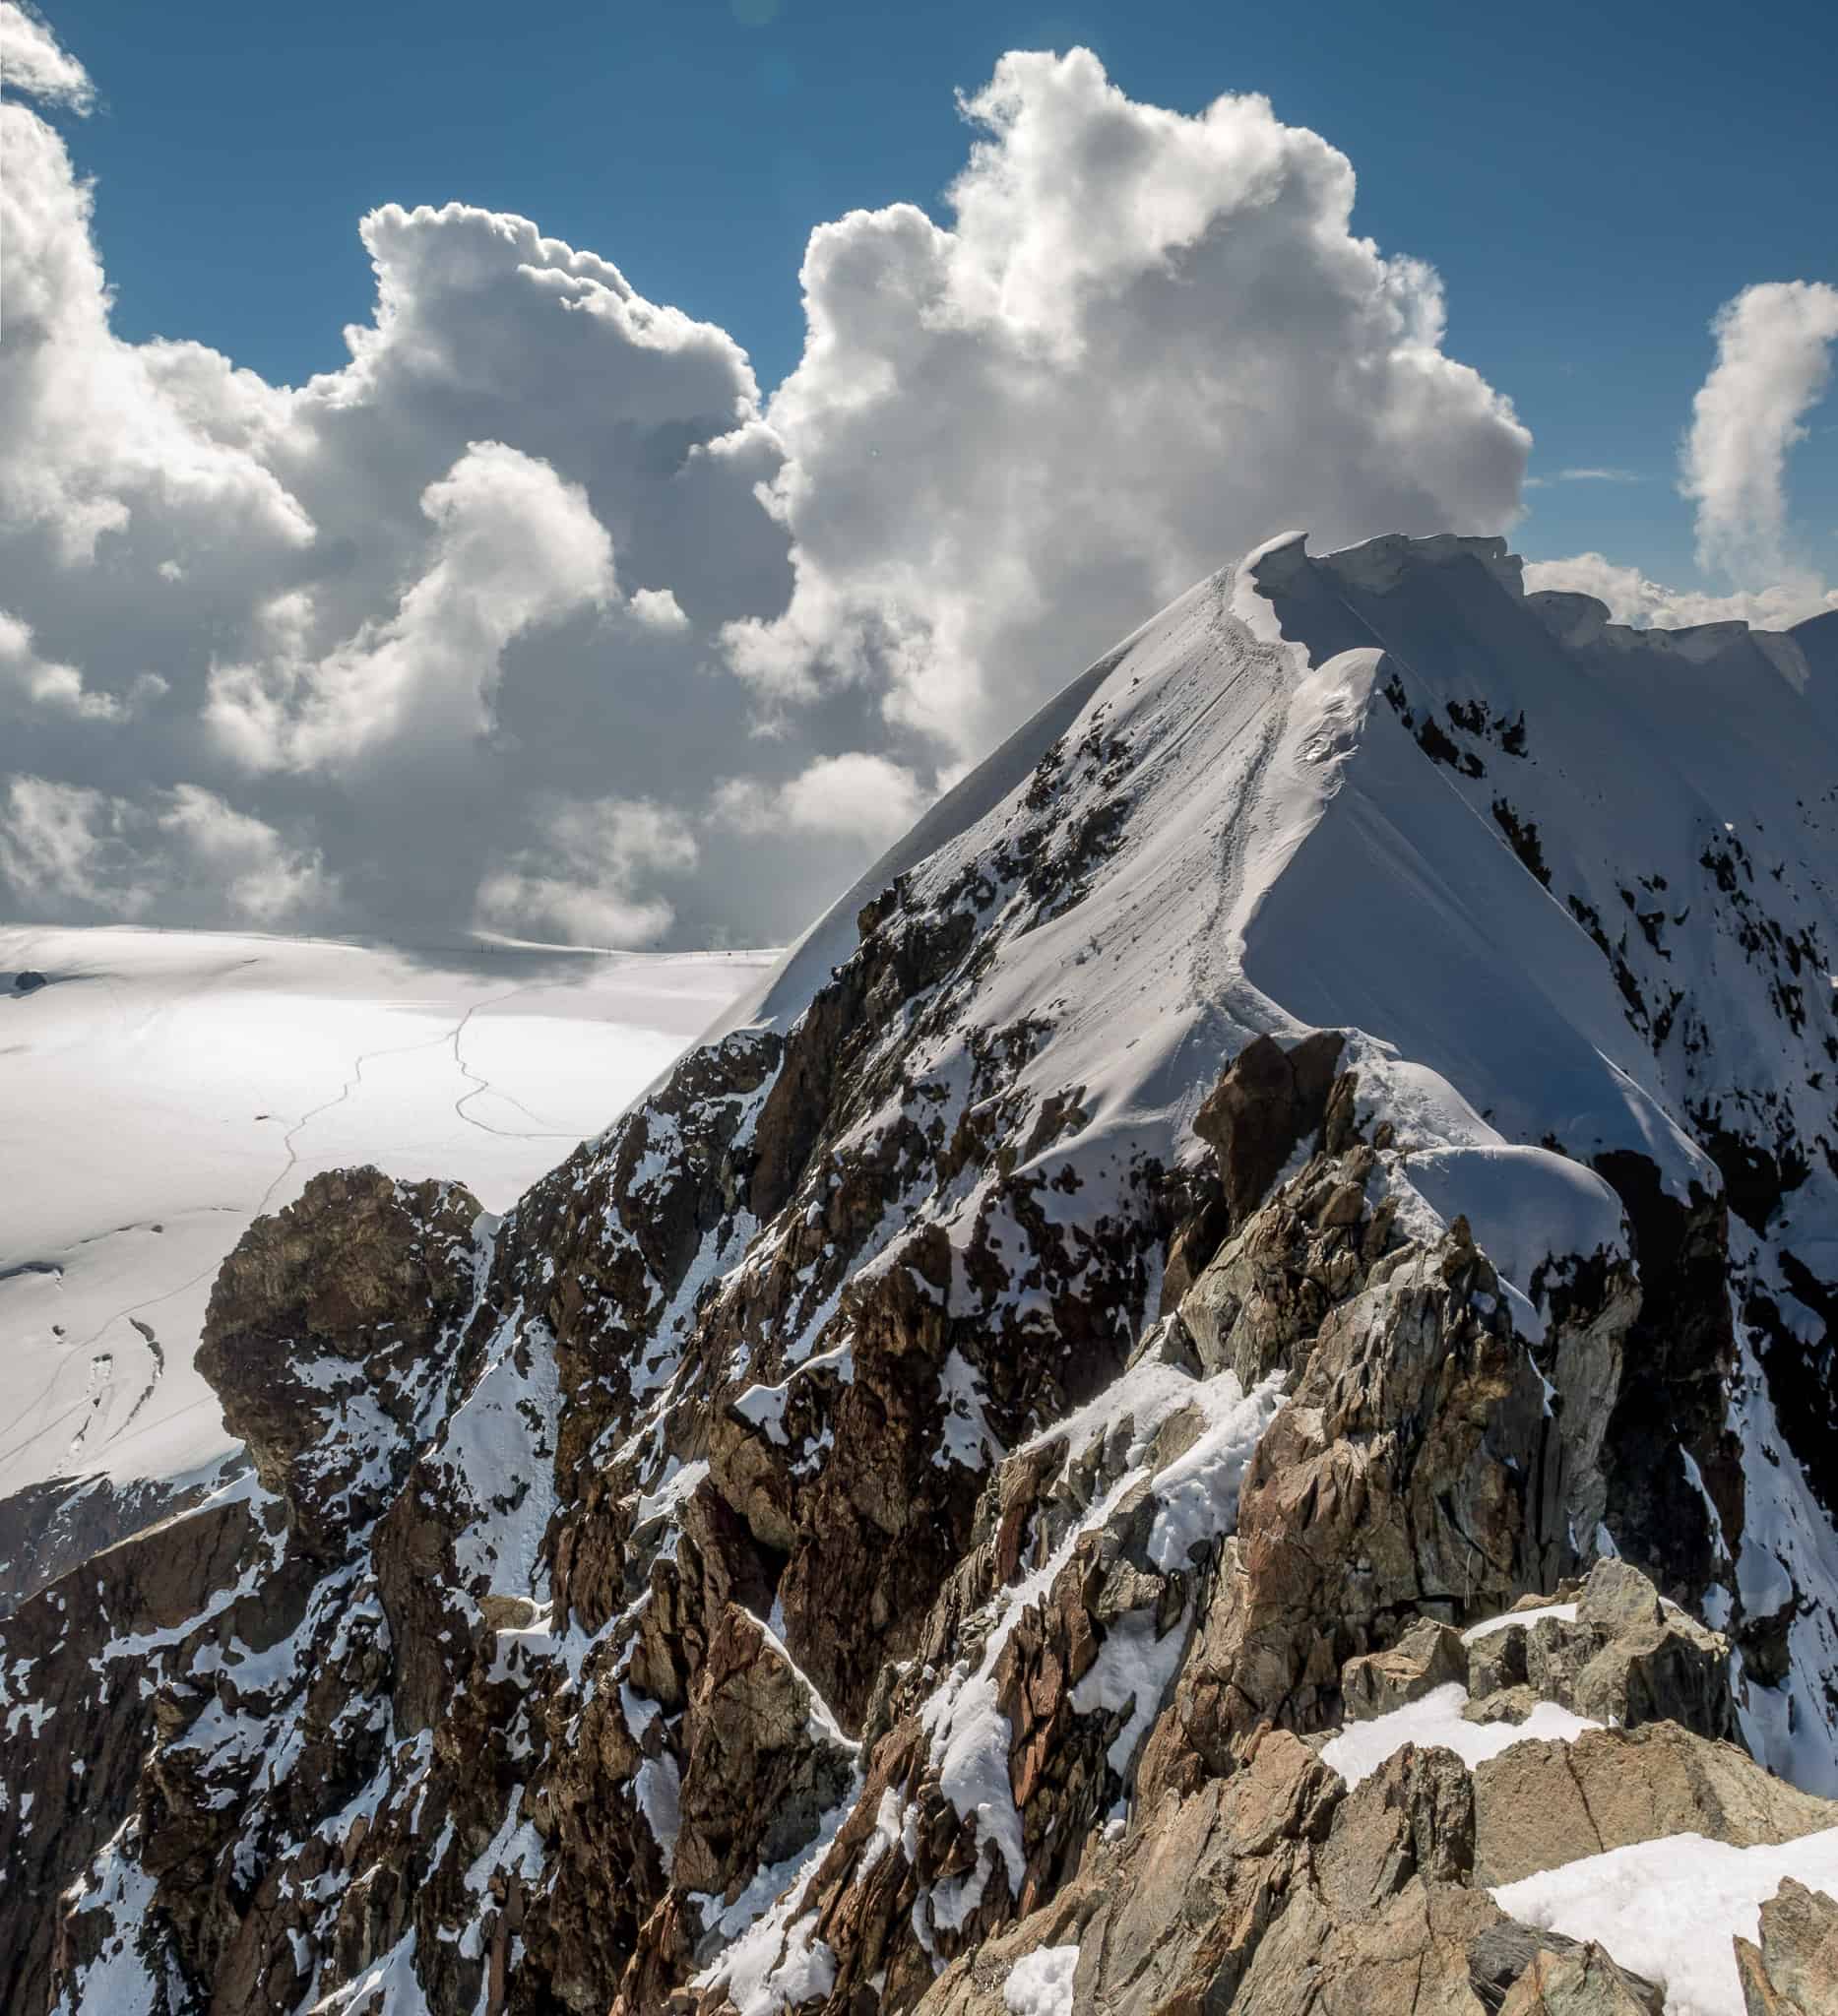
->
<box><xmin>1463</xmin><ymin>1558</ymin><xmax>1737</xmax><ymax>1744</ymax></box>
<box><xmin>1732</xmin><ymin>1877</ymin><xmax>1838</xmax><ymax>2013</ymax></box>
<box><xmin>1341</xmin><ymin>1618</ymin><xmax>1471</xmax><ymax>1723</ymax></box>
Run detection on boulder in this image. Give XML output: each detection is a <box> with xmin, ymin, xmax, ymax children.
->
<box><xmin>1314</xmin><ymin>1741</ymin><xmax>1477</xmax><ymax>1905</ymax></box>
<box><xmin>1474</xmin><ymin>1721</ymin><xmax>1838</xmax><ymax>1886</ymax></box>
<box><xmin>1732</xmin><ymin>1878</ymin><xmax>1838</xmax><ymax>2014</ymax></box>
<box><xmin>1467</xmin><ymin>1925</ymin><xmax>1661</xmax><ymax>2015</ymax></box>
<box><xmin>1341</xmin><ymin>1618</ymin><xmax>1470</xmax><ymax>1722</ymax></box>
<box><xmin>1191</xmin><ymin>1030</ymin><xmax>1347</xmax><ymax>1224</ymax></box>
<box><xmin>1495</xmin><ymin>1942</ymin><xmax>1663</xmax><ymax>2014</ymax></box>
<box><xmin>1465</xmin><ymin>1560</ymin><xmax>1737</xmax><ymax>1744</ymax></box>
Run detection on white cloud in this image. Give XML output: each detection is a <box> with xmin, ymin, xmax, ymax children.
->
<box><xmin>0</xmin><ymin>607</ymin><xmax>138</xmax><ymax>720</ymax></box>
<box><xmin>1682</xmin><ymin>281</ymin><xmax>1838</xmax><ymax>582</ymax></box>
<box><xmin>628</xmin><ymin>587</ymin><xmax>690</xmax><ymax>632</ymax></box>
<box><xmin>475</xmin><ymin>796</ymin><xmax>698</xmax><ymax>949</ymax></box>
<box><xmin>0</xmin><ymin>775</ymin><xmax>332</xmax><ymax>924</ymax></box>
<box><xmin>1522</xmin><ymin>551</ymin><xmax>1838</xmax><ymax>631</ymax></box>
<box><xmin>0</xmin><ymin>23</ymin><xmax>1563</xmax><ymax>947</ymax></box>
<box><xmin>0</xmin><ymin>103</ymin><xmax>311</xmax><ymax>572</ymax></box>
<box><xmin>155</xmin><ymin>785</ymin><xmax>335</xmax><ymax>923</ymax></box>
<box><xmin>207</xmin><ymin>441</ymin><xmax>617</xmax><ymax>775</ymax></box>
<box><xmin>0</xmin><ymin>777</ymin><xmax>137</xmax><ymax>914</ymax></box>
<box><xmin>1529</xmin><ymin>281</ymin><xmax>1838</xmax><ymax>633</ymax></box>
<box><xmin>0</xmin><ymin>3</ymin><xmax>94</xmax><ymax>113</ymax></box>
<box><xmin>724</xmin><ymin>48</ymin><xmax>1529</xmax><ymax>761</ymax></box>
<box><xmin>714</xmin><ymin>752</ymin><xmax>929</xmax><ymax>845</ymax></box>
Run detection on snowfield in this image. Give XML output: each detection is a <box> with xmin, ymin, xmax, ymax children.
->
<box><xmin>0</xmin><ymin>926</ymin><xmax>771</xmax><ymax>1504</ymax></box>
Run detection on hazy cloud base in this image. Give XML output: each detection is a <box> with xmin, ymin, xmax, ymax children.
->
<box><xmin>0</xmin><ymin>11</ymin><xmax>1830</xmax><ymax>948</ymax></box>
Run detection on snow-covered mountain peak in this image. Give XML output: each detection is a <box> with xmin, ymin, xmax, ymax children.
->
<box><xmin>6</xmin><ymin>530</ymin><xmax>1838</xmax><ymax>2015</ymax></box>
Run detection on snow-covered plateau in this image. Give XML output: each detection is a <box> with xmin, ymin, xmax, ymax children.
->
<box><xmin>4</xmin><ymin>531</ymin><xmax>1838</xmax><ymax>2015</ymax></box>
<box><xmin>0</xmin><ymin>927</ymin><xmax>771</xmax><ymax>1597</ymax></box>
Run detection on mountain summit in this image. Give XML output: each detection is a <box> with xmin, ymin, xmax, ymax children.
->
<box><xmin>5</xmin><ymin>532</ymin><xmax>1838</xmax><ymax>2014</ymax></box>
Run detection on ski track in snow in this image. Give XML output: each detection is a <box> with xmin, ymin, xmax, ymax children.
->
<box><xmin>0</xmin><ymin>929</ymin><xmax>772</xmax><ymax>1497</ymax></box>
<box><xmin>1</xmin><ymin>1022</ymin><xmax>447</xmax><ymax>1482</ymax></box>
<box><xmin>449</xmin><ymin>989</ymin><xmax>582</xmax><ymax>1144</ymax></box>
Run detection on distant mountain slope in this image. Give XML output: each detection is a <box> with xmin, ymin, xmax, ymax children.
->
<box><xmin>4</xmin><ymin>534</ymin><xmax>1835</xmax><ymax>2015</ymax></box>
<box><xmin>0</xmin><ymin>928</ymin><xmax>771</xmax><ymax>1606</ymax></box>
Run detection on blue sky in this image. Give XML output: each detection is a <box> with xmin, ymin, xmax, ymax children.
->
<box><xmin>39</xmin><ymin>0</ymin><xmax>1838</xmax><ymax>591</ymax></box>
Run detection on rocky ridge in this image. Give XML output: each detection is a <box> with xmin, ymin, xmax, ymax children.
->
<box><xmin>3</xmin><ymin>531</ymin><xmax>1838</xmax><ymax>2012</ymax></box>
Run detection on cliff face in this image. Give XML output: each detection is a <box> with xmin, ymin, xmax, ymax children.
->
<box><xmin>5</xmin><ymin>532</ymin><xmax>1838</xmax><ymax>2015</ymax></box>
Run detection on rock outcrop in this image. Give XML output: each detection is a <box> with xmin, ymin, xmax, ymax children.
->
<box><xmin>1461</xmin><ymin>1559</ymin><xmax>1738</xmax><ymax>1743</ymax></box>
<box><xmin>914</xmin><ymin>1560</ymin><xmax>1830</xmax><ymax>2016</ymax></box>
<box><xmin>1734</xmin><ymin>1878</ymin><xmax>1838</xmax><ymax>2013</ymax></box>
<box><xmin>1472</xmin><ymin>1720</ymin><xmax>1835</xmax><ymax>1886</ymax></box>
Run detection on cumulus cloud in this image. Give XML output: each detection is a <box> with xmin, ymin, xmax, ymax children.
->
<box><xmin>475</xmin><ymin>797</ymin><xmax>698</xmax><ymax>948</ymax></box>
<box><xmin>0</xmin><ymin>608</ymin><xmax>150</xmax><ymax>720</ymax></box>
<box><xmin>0</xmin><ymin>777</ymin><xmax>331</xmax><ymax>924</ymax></box>
<box><xmin>1683</xmin><ymin>282</ymin><xmax>1838</xmax><ymax>582</ymax></box>
<box><xmin>1522</xmin><ymin>551</ymin><xmax>1838</xmax><ymax>631</ymax></box>
<box><xmin>207</xmin><ymin>441</ymin><xmax>618</xmax><ymax>775</ymax></box>
<box><xmin>0</xmin><ymin>3</ymin><xmax>93</xmax><ymax>113</ymax></box>
<box><xmin>0</xmin><ymin>23</ymin><xmax>1549</xmax><ymax>947</ymax></box>
<box><xmin>628</xmin><ymin>588</ymin><xmax>689</xmax><ymax>632</ymax></box>
<box><xmin>714</xmin><ymin>753</ymin><xmax>928</xmax><ymax>846</ymax></box>
<box><xmin>1532</xmin><ymin>281</ymin><xmax>1838</xmax><ymax>632</ymax></box>
<box><xmin>726</xmin><ymin>48</ymin><xmax>1529</xmax><ymax>762</ymax></box>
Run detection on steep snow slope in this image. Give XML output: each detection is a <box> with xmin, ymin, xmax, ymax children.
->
<box><xmin>0</xmin><ymin>928</ymin><xmax>771</xmax><ymax>1510</ymax></box>
<box><xmin>6</xmin><ymin>532</ymin><xmax>1838</xmax><ymax>2016</ymax></box>
<box><xmin>1248</xmin><ymin>533</ymin><xmax>1838</xmax><ymax>1783</ymax></box>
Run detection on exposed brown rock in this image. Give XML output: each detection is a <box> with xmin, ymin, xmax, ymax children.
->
<box><xmin>1733</xmin><ymin>1878</ymin><xmax>1838</xmax><ymax>2014</ymax></box>
<box><xmin>197</xmin><ymin>1167</ymin><xmax>483</xmax><ymax>1557</ymax></box>
<box><xmin>1473</xmin><ymin>1721</ymin><xmax>1838</xmax><ymax>1885</ymax></box>
<box><xmin>1147</xmin><ymin>1212</ymin><xmax>1558</xmax><ymax>1792</ymax></box>
<box><xmin>10</xmin><ymin>655</ymin><xmax>1833</xmax><ymax>2016</ymax></box>
<box><xmin>1463</xmin><ymin>1559</ymin><xmax>1737</xmax><ymax>1746</ymax></box>
<box><xmin>1192</xmin><ymin>1030</ymin><xmax>1347</xmax><ymax>1225</ymax></box>
<box><xmin>673</xmin><ymin>1605</ymin><xmax>857</xmax><ymax>1897</ymax></box>
<box><xmin>1495</xmin><ymin>1942</ymin><xmax>1663</xmax><ymax>2014</ymax></box>
<box><xmin>1341</xmin><ymin>1618</ymin><xmax>1470</xmax><ymax>1723</ymax></box>
<box><xmin>0</xmin><ymin>1488</ymin><xmax>262</xmax><ymax>2014</ymax></box>
<box><xmin>1177</xmin><ymin>1140</ymin><xmax>1397</xmax><ymax>1386</ymax></box>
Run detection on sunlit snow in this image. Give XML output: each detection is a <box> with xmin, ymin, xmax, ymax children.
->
<box><xmin>0</xmin><ymin>924</ymin><xmax>770</xmax><ymax>1500</ymax></box>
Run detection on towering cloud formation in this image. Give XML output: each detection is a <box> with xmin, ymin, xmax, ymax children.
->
<box><xmin>725</xmin><ymin>50</ymin><xmax>1529</xmax><ymax>766</ymax></box>
<box><xmin>1530</xmin><ymin>282</ymin><xmax>1838</xmax><ymax>631</ymax></box>
<box><xmin>1683</xmin><ymin>282</ymin><xmax>1838</xmax><ymax>584</ymax></box>
<box><xmin>0</xmin><ymin>20</ymin><xmax>1542</xmax><ymax>945</ymax></box>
